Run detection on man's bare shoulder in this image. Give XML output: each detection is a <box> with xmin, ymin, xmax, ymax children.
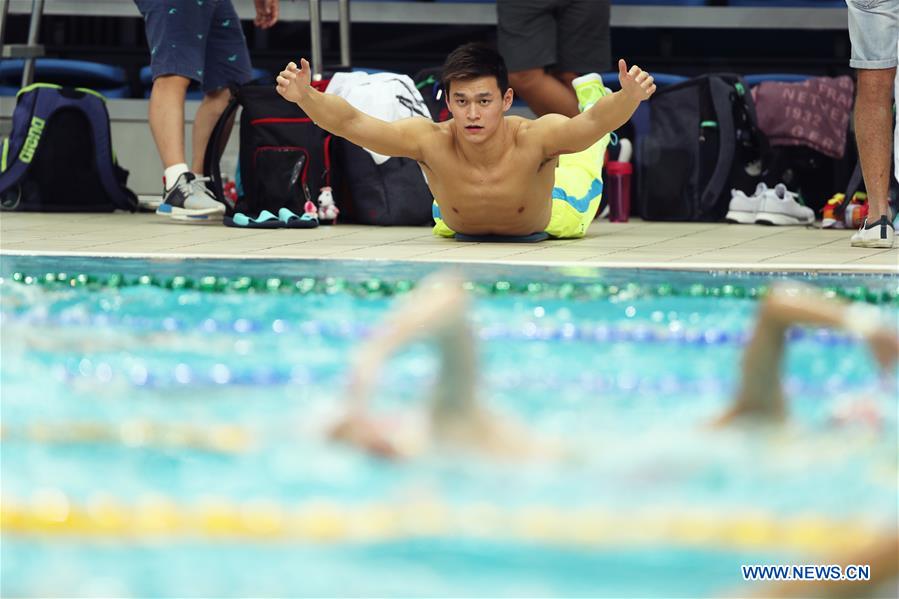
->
<box><xmin>511</xmin><ymin>114</ymin><xmax>569</xmax><ymax>148</ymax></box>
<box><xmin>518</xmin><ymin>113</ymin><xmax>569</xmax><ymax>134</ymax></box>
<box><xmin>399</xmin><ymin>116</ymin><xmax>443</xmax><ymax>136</ymax></box>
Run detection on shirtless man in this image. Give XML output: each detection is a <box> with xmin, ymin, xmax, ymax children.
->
<box><xmin>276</xmin><ymin>43</ymin><xmax>655</xmax><ymax>238</ymax></box>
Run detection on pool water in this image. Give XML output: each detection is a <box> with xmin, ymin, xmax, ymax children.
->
<box><xmin>1</xmin><ymin>256</ymin><xmax>897</xmax><ymax>598</ymax></box>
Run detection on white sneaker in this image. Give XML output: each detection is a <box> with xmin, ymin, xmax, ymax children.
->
<box><xmin>754</xmin><ymin>183</ymin><xmax>814</xmax><ymax>226</ymax></box>
<box><xmin>725</xmin><ymin>182</ymin><xmax>767</xmax><ymax>224</ymax></box>
<box><xmin>155</xmin><ymin>172</ymin><xmax>225</xmax><ymax>220</ymax></box>
<box><xmin>850</xmin><ymin>215</ymin><xmax>895</xmax><ymax>249</ymax></box>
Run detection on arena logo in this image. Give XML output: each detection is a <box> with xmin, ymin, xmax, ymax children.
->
<box><xmin>18</xmin><ymin>116</ymin><xmax>46</xmax><ymax>164</ymax></box>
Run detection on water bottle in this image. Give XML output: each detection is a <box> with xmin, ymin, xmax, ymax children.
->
<box><xmin>605</xmin><ymin>138</ymin><xmax>633</xmax><ymax>223</ymax></box>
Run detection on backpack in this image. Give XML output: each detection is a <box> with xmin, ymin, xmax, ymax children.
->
<box><xmin>636</xmin><ymin>74</ymin><xmax>767</xmax><ymax>221</ymax></box>
<box><xmin>204</xmin><ymin>84</ymin><xmax>333</xmax><ymax>218</ymax></box>
<box><xmin>325</xmin><ymin>71</ymin><xmax>434</xmax><ymax>225</ymax></box>
<box><xmin>0</xmin><ymin>84</ymin><xmax>138</xmax><ymax>212</ymax></box>
<box><xmin>413</xmin><ymin>66</ymin><xmax>450</xmax><ymax>122</ymax></box>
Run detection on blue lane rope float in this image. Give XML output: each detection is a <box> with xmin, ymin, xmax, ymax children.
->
<box><xmin>0</xmin><ymin>492</ymin><xmax>883</xmax><ymax>555</ymax></box>
<box><xmin>2</xmin><ymin>272</ymin><xmax>897</xmax><ymax>305</ymax></box>
<box><xmin>48</xmin><ymin>358</ymin><xmax>870</xmax><ymax>397</ymax></box>
<box><xmin>0</xmin><ymin>309</ymin><xmax>869</xmax><ymax>348</ymax></box>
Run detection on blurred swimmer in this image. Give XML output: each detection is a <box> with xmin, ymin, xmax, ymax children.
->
<box><xmin>331</xmin><ymin>276</ymin><xmax>898</xmax><ymax>459</ymax></box>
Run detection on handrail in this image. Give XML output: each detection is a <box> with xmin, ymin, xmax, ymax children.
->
<box><xmin>6</xmin><ymin>1</ymin><xmax>848</xmax><ymax>30</ymax></box>
<box><xmin>21</xmin><ymin>0</ymin><xmax>44</xmax><ymax>86</ymax></box>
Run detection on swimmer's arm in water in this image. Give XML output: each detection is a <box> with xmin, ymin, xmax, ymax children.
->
<box><xmin>276</xmin><ymin>58</ymin><xmax>435</xmax><ymax>160</ymax></box>
<box><xmin>530</xmin><ymin>59</ymin><xmax>657</xmax><ymax>157</ymax></box>
<box><xmin>716</xmin><ymin>284</ymin><xmax>899</xmax><ymax>425</ymax></box>
<box><xmin>330</xmin><ymin>273</ymin><xmax>477</xmax><ymax>457</ymax></box>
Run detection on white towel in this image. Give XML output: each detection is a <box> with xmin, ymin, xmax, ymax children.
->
<box><xmin>325</xmin><ymin>71</ymin><xmax>430</xmax><ymax>165</ymax></box>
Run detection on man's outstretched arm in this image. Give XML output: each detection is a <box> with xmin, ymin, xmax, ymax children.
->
<box><xmin>531</xmin><ymin>59</ymin><xmax>656</xmax><ymax>157</ymax></box>
<box><xmin>716</xmin><ymin>284</ymin><xmax>898</xmax><ymax>425</ymax></box>
<box><xmin>276</xmin><ymin>59</ymin><xmax>435</xmax><ymax>161</ymax></box>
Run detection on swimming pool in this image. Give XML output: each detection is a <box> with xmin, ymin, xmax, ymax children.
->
<box><xmin>1</xmin><ymin>255</ymin><xmax>897</xmax><ymax>597</ymax></box>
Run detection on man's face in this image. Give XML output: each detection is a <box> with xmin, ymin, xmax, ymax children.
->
<box><xmin>446</xmin><ymin>77</ymin><xmax>513</xmax><ymax>144</ymax></box>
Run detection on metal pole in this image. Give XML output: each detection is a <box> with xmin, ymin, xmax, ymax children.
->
<box><xmin>0</xmin><ymin>0</ymin><xmax>10</xmax><ymax>49</ymax></box>
<box><xmin>338</xmin><ymin>0</ymin><xmax>351</xmax><ymax>68</ymax></box>
<box><xmin>22</xmin><ymin>0</ymin><xmax>44</xmax><ymax>87</ymax></box>
<box><xmin>309</xmin><ymin>0</ymin><xmax>322</xmax><ymax>79</ymax></box>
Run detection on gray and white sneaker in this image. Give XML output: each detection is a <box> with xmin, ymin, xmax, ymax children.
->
<box><xmin>725</xmin><ymin>182</ymin><xmax>767</xmax><ymax>224</ymax></box>
<box><xmin>850</xmin><ymin>215</ymin><xmax>895</xmax><ymax>249</ymax></box>
<box><xmin>754</xmin><ymin>183</ymin><xmax>814</xmax><ymax>226</ymax></box>
<box><xmin>155</xmin><ymin>172</ymin><xmax>225</xmax><ymax>220</ymax></box>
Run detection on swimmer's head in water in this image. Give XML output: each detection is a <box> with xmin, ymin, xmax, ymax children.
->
<box><xmin>442</xmin><ymin>43</ymin><xmax>513</xmax><ymax>142</ymax></box>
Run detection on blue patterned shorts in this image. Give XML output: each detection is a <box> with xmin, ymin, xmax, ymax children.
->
<box><xmin>135</xmin><ymin>0</ymin><xmax>253</xmax><ymax>91</ymax></box>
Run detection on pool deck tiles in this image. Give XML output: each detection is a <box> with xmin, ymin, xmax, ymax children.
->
<box><xmin>1</xmin><ymin>212</ymin><xmax>896</xmax><ymax>273</ymax></box>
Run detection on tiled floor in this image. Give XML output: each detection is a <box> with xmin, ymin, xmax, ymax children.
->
<box><xmin>1</xmin><ymin>212</ymin><xmax>897</xmax><ymax>273</ymax></box>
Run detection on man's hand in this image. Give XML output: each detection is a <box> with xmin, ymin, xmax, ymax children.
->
<box><xmin>618</xmin><ymin>59</ymin><xmax>656</xmax><ymax>103</ymax></box>
<box><xmin>254</xmin><ymin>0</ymin><xmax>279</xmax><ymax>29</ymax></box>
<box><xmin>276</xmin><ymin>59</ymin><xmax>313</xmax><ymax>104</ymax></box>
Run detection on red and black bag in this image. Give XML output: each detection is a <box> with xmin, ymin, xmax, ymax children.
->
<box><xmin>204</xmin><ymin>83</ymin><xmax>334</xmax><ymax>217</ymax></box>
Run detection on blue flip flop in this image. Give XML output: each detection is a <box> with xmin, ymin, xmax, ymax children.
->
<box><xmin>278</xmin><ymin>207</ymin><xmax>319</xmax><ymax>229</ymax></box>
<box><xmin>224</xmin><ymin>210</ymin><xmax>282</xmax><ymax>229</ymax></box>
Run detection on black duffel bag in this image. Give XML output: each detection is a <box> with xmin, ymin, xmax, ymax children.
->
<box><xmin>636</xmin><ymin>74</ymin><xmax>767</xmax><ymax>221</ymax></box>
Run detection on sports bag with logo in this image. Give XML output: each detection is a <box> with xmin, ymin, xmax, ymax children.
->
<box><xmin>0</xmin><ymin>84</ymin><xmax>138</xmax><ymax>212</ymax></box>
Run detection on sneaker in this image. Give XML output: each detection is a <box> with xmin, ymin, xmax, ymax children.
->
<box><xmin>725</xmin><ymin>182</ymin><xmax>767</xmax><ymax>224</ymax></box>
<box><xmin>843</xmin><ymin>192</ymin><xmax>868</xmax><ymax>229</ymax></box>
<box><xmin>821</xmin><ymin>193</ymin><xmax>846</xmax><ymax>229</ymax></box>
<box><xmin>572</xmin><ymin>73</ymin><xmax>610</xmax><ymax>113</ymax></box>
<box><xmin>754</xmin><ymin>183</ymin><xmax>814</xmax><ymax>226</ymax></box>
<box><xmin>850</xmin><ymin>215</ymin><xmax>895</xmax><ymax>249</ymax></box>
<box><xmin>155</xmin><ymin>172</ymin><xmax>225</xmax><ymax>220</ymax></box>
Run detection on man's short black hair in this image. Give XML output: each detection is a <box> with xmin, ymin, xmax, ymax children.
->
<box><xmin>441</xmin><ymin>42</ymin><xmax>510</xmax><ymax>96</ymax></box>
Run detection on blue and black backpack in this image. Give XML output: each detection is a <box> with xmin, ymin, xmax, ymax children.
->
<box><xmin>0</xmin><ymin>84</ymin><xmax>137</xmax><ymax>212</ymax></box>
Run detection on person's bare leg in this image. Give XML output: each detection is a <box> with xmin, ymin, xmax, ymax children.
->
<box><xmin>854</xmin><ymin>68</ymin><xmax>896</xmax><ymax>221</ymax></box>
<box><xmin>191</xmin><ymin>88</ymin><xmax>233</xmax><ymax>174</ymax></box>
<box><xmin>148</xmin><ymin>75</ymin><xmax>191</xmax><ymax>169</ymax></box>
<box><xmin>509</xmin><ymin>68</ymin><xmax>579</xmax><ymax>117</ymax></box>
<box><xmin>555</xmin><ymin>71</ymin><xmax>579</xmax><ymax>90</ymax></box>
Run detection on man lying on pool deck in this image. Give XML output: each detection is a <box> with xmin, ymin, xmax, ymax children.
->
<box><xmin>275</xmin><ymin>43</ymin><xmax>655</xmax><ymax>240</ymax></box>
<box><xmin>329</xmin><ymin>274</ymin><xmax>898</xmax><ymax>459</ymax></box>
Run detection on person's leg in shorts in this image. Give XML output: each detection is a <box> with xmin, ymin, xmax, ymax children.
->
<box><xmin>498</xmin><ymin>0</ymin><xmax>577</xmax><ymax>117</ymax></box>
<box><xmin>136</xmin><ymin>0</ymin><xmax>252</xmax><ymax>215</ymax></box>
<box><xmin>544</xmin><ymin>133</ymin><xmax>610</xmax><ymax>238</ymax></box>
<box><xmin>553</xmin><ymin>0</ymin><xmax>611</xmax><ymax>100</ymax></box>
<box><xmin>191</xmin><ymin>0</ymin><xmax>253</xmax><ymax>175</ymax></box>
<box><xmin>847</xmin><ymin>0</ymin><xmax>898</xmax><ymax>247</ymax></box>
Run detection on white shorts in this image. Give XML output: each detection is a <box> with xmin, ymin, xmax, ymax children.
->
<box><xmin>847</xmin><ymin>0</ymin><xmax>899</xmax><ymax>69</ymax></box>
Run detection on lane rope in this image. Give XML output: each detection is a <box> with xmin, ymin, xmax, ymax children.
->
<box><xmin>1</xmin><ymin>494</ymin><xmax>884</xmax><ymax>554</ymax></box>
<box><xmin>3</xmin><ymin>271</ymin><xmax>896</xmax><ymax>304</ymax></box>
